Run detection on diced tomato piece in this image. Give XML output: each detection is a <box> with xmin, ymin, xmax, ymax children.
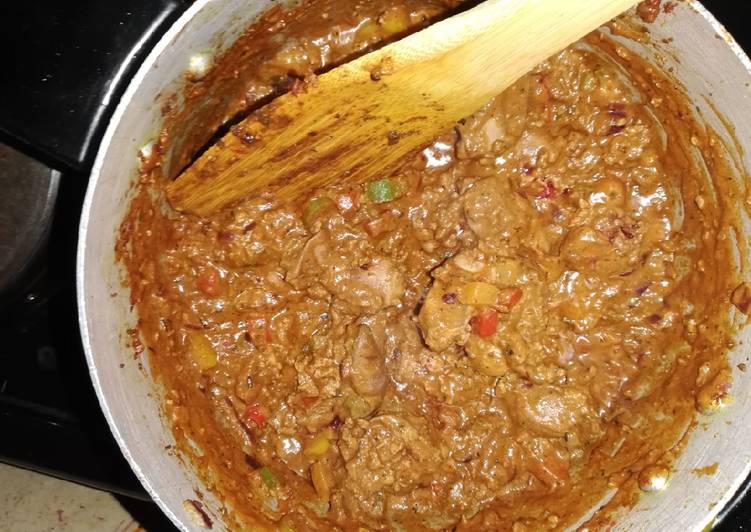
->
<box><xmin>363</xmin><ymin>217</ymin><xmax>391</xmax><ymax>238</ymax></box>
<box><xmin>196</xmin><ymin>268</ymin><xmax>222</xmax><ymax>297</ymax></box>
<box><xmin>537</xmin><ymin>74</ymin><xmax>552</xmax><ymax>99</ymax></box>
<box><xmin>300</xmin><ymin>395</ymin><xmax>319</xmax><ymax>408</ymax></box>
<box><xmin>529</xmin><ymin>453</ymin><xmax>570</xmax><ymax>487</ymax></box>
<box><xmin>497</xmin><ymin>287</ymin><xmax>523</xmax><ymax>310</ymax></box>
<box><xmin>246</xmin><ymin>316</ymin><xmax>274</xmax><ymax>344</ymax></box>
<box><xmin>244</xmin><ymin>404</ymin><xmax>266</xmax><ymax>428</ymax></box>
<box><xmin>536</xmin><ymin>180</ymin><xmax>557</xmax><ymax>199</ymax></box>
<box><xmin>732</xmin><ymin>282</ymin><xmax>751</xmax><ymax>314</ymax></box>
<box><xmin>246</xmin><ymin>317</ymin><xmax>262</xmax><ymax>334</ymax></box>
<box><xmin>526</xmin><ymin>441</ymin><xmax>570</xmax><ymax>487</ymax></box>
<box><xmin>470</xmin><ymin>310</ymin><xmax>498</xmax><ymax>338</ymax></box>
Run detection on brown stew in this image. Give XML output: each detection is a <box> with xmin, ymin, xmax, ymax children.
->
<box><xmin>119</xmin><ymin>1</ymin><xmax>740</xmax><ymax>529</ymax></box>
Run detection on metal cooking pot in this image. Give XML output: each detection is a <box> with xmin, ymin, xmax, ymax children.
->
<box><xmin>76</xmin><ymin>1</ymin><xmax>751</xmax><ymax>530</ymax></box>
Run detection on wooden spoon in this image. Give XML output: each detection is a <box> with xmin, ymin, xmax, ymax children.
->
<box><xmin>167</xmin><ymin>0</ymin><xmax>637</xmax><ymax>216</ymax></box>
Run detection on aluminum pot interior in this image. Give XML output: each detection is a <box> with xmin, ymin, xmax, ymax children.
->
<box><xmin>77</xmin><ymin>1</ymin><xmax>751</xmax><ymax>530</ymax></box>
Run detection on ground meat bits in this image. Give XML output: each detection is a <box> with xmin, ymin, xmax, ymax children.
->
<box><xmin>637</xmin><ymin>0</ymin><xmax>662</xmax><ymax>23</ymax></box>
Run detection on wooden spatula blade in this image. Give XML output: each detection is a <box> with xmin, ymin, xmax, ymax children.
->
<box><xmin>167</xmin><ymin>0</ymin><xmax>637</xmax><ymax>216</ymax></box>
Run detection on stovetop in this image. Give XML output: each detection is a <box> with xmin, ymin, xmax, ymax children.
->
<box><xmin>0</xmin><ymin>1</ymin><xmax>749</xmax><ymax>530</ymax></box>
<box><xmin>0</xmin><ymin>0</ymin><xmax>188</xmax><ymax>526</ymax></box>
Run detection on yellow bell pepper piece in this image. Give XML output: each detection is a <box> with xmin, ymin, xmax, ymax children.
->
<box><xmin>378</xmin><ymin>7</ymin><xmax>408</xmax><ymax>34</ymax></box>
<box><xmin>304</xmin><ymin>433</ymin><xmax>330</xmax><ymax>458</ymax></box>
<box><xmin>310</xmin><ymin>461</ymin><xmax>331</xmax><ymax>501</ymax></box>
<box><xmin>459</xmin><ymin>282</ymin><xmax>499</xmax><ymax>306</ymax></box>
<box><xmin>356</xmin><ymin>20</ymin><xmax>379</xmax><ymax>41</ymax></box>
<box><xmin>188</xmin><ymin>333</ymin><xmax>217</xmax><ymax>370</ymax></box>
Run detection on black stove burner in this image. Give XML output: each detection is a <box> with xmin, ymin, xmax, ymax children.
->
<box><xmin>0</xmin><ymin>144</ymin><xmax>59</xmax><ymax>299</ymax></box>
<box><xmin>0</xmin><ymin>1</ymin><xmax>749</xmax><ymax>530</ymax></box>
<box><xmin>0</xmin><ymin>160</ymin><xmax>148</xmax><ymax>500</ymax></box>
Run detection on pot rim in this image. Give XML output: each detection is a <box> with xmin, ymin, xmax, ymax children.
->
<box><xmin>690</xmin><ymin>0</ymin><xmax>751</xmax><ymax>76</ymax></box>
<box><xmin>77</xmin><ymin>0</ymin><xmax>216</xmax><ymax>529</ymax></box>
<box><xmin>76</xmin><ymin>1</ymin><xmax>751</xmax><ymax>531</ymax></box>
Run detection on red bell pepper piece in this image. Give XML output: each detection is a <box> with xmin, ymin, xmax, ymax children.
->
<box><xmin>470</xmin><ymin>310</ymin><xmax>498</xmax><ymax>338</ymax></box>
<box><xmin>244</xmin><ymin>404</ymin><xmax>266</xmax><ymax>428</ymax></box>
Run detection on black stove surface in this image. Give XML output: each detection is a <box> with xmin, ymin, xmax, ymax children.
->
<box><xmin>0</xmin><ymin>0</ymin><xmax>188</xmax><ymax>171</ymax></box>
<box><xmin>0</xmin><ymin>1</ymin><xmax>749</xmax><ymax>530</ymax></box>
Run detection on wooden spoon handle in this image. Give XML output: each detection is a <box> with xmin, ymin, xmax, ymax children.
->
<box><xmin>168</xmin><ymin>0</ymin><xmax>637</xmax><ymax>216</ymax></box>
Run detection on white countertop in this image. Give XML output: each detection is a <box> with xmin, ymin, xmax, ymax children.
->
<box><xmin>0</xmin><ymin>463</ymin><xmax>145</xmax><ymax>532</ymax></box>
